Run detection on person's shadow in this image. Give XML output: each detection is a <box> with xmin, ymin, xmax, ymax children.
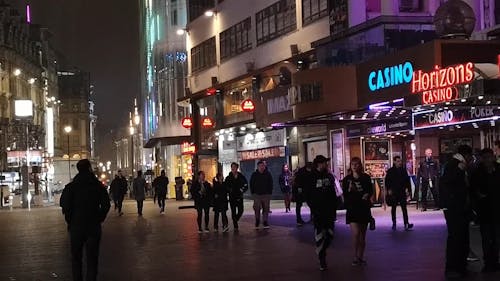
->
<box><xmin>132</xmin><ymin>216</ymin><xmax>152</xmax><ymax>246</ymax></box>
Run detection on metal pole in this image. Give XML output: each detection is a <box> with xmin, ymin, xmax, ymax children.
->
<box><xmin>131</xmin><ymin>134</ymin><xmax>134</xmax><ymax>175</ymax></box>
<box><xmin>67</xmin><ymin>134</ymin><xmax>71</xmax><ymax>181</ymax></box>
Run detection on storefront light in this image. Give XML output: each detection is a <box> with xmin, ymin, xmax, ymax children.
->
<box><xmin>478</xmin><ymin>96</ymin><xmax>484</xmax><ymax>100</ymax></box>
<box><xmin>486</xmin><ymin>100</ymin><xmax>491</xmax><ymax>105</ymax></box>
<box><xmin>240</xmin><ymin>127</ymin><xmax>246</xmax><ymax>131</ymax></box>
<box><xmin>461</xmin><ymin>99</ymin><xmax>467</xmax><ymax>103</ymax></box>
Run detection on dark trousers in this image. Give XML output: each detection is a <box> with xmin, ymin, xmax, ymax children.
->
<box><xmin>296</xmin><ymin>201</ymin><xmax>305</xmax><ymax>223</ymax></box>
<box><xmin>230</xmin><ymin>199</ymin><xmax>244</xmax><ymax>228</ymax></box>
<box><xmin>444</xmin><ymin>210</ymin><xmax>470</xmax><ymax>273</ymax></box>
<box><xmin>197</xmin><ymin>205</ymin><xmax>210</xmax><ymax>230</ymax></box>
<box><xmin>70</xmin><ymin>227</ymin><xmax>101</xmax><ymax>281</ymax></box>
<box><xmin>136</xmin><ymin>200</ymin><xmax>144</xmax><ymax>215</ymax></box>
<box><xmin>421</xmin><ymin>180</ymin><xmax>438</xmax><ymax>209</ymax></box>
<box><xmin>283</xmin><ymin>192</ymin><xmax>291</xmax><ymax>210</ymax></box>
<box><xmin>479</xmin><ymin>220</ymin><xmax>500</xmax><ymax>267</ymax></box>
<box><xmin>214</xmin><ymin>210</ymin><xmax>228</xmax><ymax>229</ymax></box>
<box><xmin>314</xmin><ymin>215</ymin><xmax>335</xmax><ymax>262</ymax></box>
<box><xmin>158</xmin><ymin>197</ymin><xmax>166</xmax><ymax>212</ymax></box>
<box><xmin>115</xmin><ymin>197</ymin><xmax>124</xmax><ymax>213</ymax></box>
<box><xmin>391</xmin><ymin>197</ymin><xmax>409</xmax><ymax>225</ymax></box>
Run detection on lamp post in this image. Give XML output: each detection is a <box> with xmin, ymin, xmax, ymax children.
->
<box><xmin>64</xmin><ymin>126</ymin><xmax>72</xmax><ymax>181</ymax></box>
<box><xmin>14</xmin><ymin>99</ymin><xmax>33</xmax><ymax>208</ymax></box>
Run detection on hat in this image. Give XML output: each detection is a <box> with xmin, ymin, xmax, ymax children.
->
<box><xmin>313</xmin><ymin>155</ymin><xmax>330</xmax><ymax>164</ymax></box>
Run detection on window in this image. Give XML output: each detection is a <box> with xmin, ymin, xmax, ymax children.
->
<box><xmin>188</xmin><ymin>0</ymin><xmax>214</xmax><ymax>22</ymax></box>
<box><xmin>302</xmin><ymin>0</ymin><xmax>328</xmax><ymax>25</ymax></box>
<box><xmin>256</xmin><ymin>0</ymin><xmax>297</xmax><ymax>45</ymax></box>
<box><xmin>190</xmin><ymin>37</ymin><xmax>216</xmax><ymax>72</ymax></box>
<box><xmin>220</xmin><ymin>17</ymin><xmax>252</xmax><ymax>60</ymax></box>
<box><xmin>171</xmin><ymin>9</ymin><xmax>178</xmax><ymax>26</ymax></box>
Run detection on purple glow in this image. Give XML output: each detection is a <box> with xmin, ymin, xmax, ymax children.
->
<box><xmin>392</xmin><ymin>98</ymin><xmax>404</xmax><ymax>103</ymax></box>
<box><xmin>26</xmin><ymin>5</ymin><xmax>31</xmax><ymax>23</ymax></box>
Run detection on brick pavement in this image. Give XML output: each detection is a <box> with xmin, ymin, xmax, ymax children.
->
<box><xmin>0</xmin><ymin>200</ymin><xmax>499</xmax><ymax>281</ymax></box>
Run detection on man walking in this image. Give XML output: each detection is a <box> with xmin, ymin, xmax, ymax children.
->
<box><xmin>60</xmin><ymin>159</ymin><xmax>110</xmax><ymax>281</ymax></box>
<box><xmin>440</xmin><ymin>145</ymin><xmax>473</xmax><ymax>279</ymax></box>
<box><xmin>225</xmin><ymin>162</ymin><xmax>248</xmax><ymax>230</ymax></box>
<box><xmin>417</xmin><ymin>148</ymin><xmax>440</xmax><ymax>211</ymax></box>
<box><xmin>133</xmin><ymin>170</ymin><xmax>147</xmax><ymax>216</ymax></box>
<box><xmin>293</xmin><ymin>162</ymin><xmax>314</xmax><ymax>226</ymax></box>
<box><xmin>152</xmin><ymin>170</ymin><xmax>169</xmax><ymax>214</ymax></box>
<box><xmin>109</xmin><ymin>170</ymin><xmax>128</xmax><ymax>215</ymax></box>
<box><xmin>250</xmin><ymin>160</ymin><xmax>273</xmax><ymax>229</ymax></box>
<box><xmin>385</xmin><ymin>156</ymin><xmax>414</xmax><ymax>231</ymax></box>
<box><xmin>307</xmin><ymin>155</ymin><xmax>338</xmax><ymax>271</ymax></box>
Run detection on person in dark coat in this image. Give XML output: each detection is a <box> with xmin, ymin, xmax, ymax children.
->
<box><xmin>293</xmin><ymin>162</ymin><xmax>314</xmax><ymax>226</ymax></box>
<box><xmin>470</xmin><ymin>148</ymin><xmax>500</xmax><ymax>273</ymax></box>
<box><xmin>60</xmin><ymin>159</ymin><xmax>110</xmax><ymax>281</ymax></box>
<box><xmin>109</xmin><ymin>170</ymin><xmax>128</xmax><ymax>216</ymax></box>
<box><xmin>385</xmin><ymin>156</ymin><xmax>413</xmax><ymax>230</ymax></box>
<box><xmin>190</xmin><ymin>171</ymin><xmax>213</xmax><ymax>233</ymax></box>
<box><xmin>152</xmin><ymin>170</ymin><xmax>169</xmax><ymax>214</ymax></box>
<box><xmin>342</xmin><ymin>157</ymin><xmax>373</xmax><ymax>266</ymax></box>
<box><xmin>225</xmin><ymin>162</ymin><xmax>248</xmax><ymax>230</ymax></box>
<box><xmin>250</xmin><ymin>160</ymin><xmax>273</xmax><ymax>229</ymax></box>
<box><xmin>306</xmin><ymin>155</ymin><xmax>339</xmax><ymax>271</ymax></box>
<box><xmin>279</xmin><ymin>164</ymin><xmax>293</xmax><ymax>213</ymax></box>
<box><xmin>439</xmin><ymin>145</ymin><xmax>473</xmax><ymax>279</ymax></box>
<box><xmin>417</xmin><ymin>148</ymin><xmax>440</xmax><ymax>211</ymax></box>
<box><xmin>213</xmin><ymin>173</ymin><xmax>229</xmax><ymax>232</ymax></box>
<box><xmin>133</xmin><ymin>170</ymin><xmax>147</xmax><ymax>216</ymax></box>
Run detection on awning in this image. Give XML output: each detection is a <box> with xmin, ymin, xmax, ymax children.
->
<box><xmin>143</xmin><ymin>135</ymin><xmax>192</xmax><ymax>148</ymax></box>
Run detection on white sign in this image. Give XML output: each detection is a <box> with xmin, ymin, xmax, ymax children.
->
<box><xmin>14</xmin><ymin>100</ymin><xmax>33</xmax><ymax>117</ymax></box>
<box><xmin>236</xmin><ymin>129</ymin><xmax>286</xmax><ymax>151</ymax></box>
<box><xmin>267</xmin><ymin>96</ymin><xmax>290</xmax><ymax>114</ymax></box>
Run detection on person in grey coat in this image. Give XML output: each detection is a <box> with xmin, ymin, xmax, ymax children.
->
<box><xmin>133</xmin><ymin>170</ymin><xmax>147</xmax><ymax>216</ymax></box>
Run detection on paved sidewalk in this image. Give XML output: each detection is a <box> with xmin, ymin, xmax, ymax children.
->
<box><xmin>0</xmin><ymin>199</ymin><xmax>498</xmax><ymax>281</ymax></box>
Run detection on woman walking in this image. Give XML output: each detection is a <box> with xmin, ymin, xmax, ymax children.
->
<box><xmin>342</xmin><ymin>157</ymin><xmax>373</xmax><ymax>266</ymax></box>
<box><xmin>190</xmin><ymin>171</ymin><xmax>213</xmax><ymax>233</ymax></box>
<box><xmin>213</xmin><ymin>173</ymin><xmax>229</xmax><ymax>232</ymax></box>
<box><xmin>279</xmin><ymin>164</ymin><xmax>293</xmax><ymax>212</ymax></box>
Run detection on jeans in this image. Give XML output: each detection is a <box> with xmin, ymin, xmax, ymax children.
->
<box><xmin>284</xmin><ymin>192</ymin><xmax>291</xmax><ymax>210</ymax></box>
<box><xmin>421</xmin><ymin>180</ymin><xmax>438</xmax><ymax>209</ymax></box>
<box><xmin>444</xmin><ymin>210</ymin><xmax>470</xmax><ymax>273</ymax></box>
<box><xmin>196</xmin><ymin>205</ymin><xmax>210</xmax><ymax>230</ymax></box>
<box><xmin>390</xmin><ymin>197</ymin><xmax>409</xmax><ymax>225</ymax></box>
<box><xmin>214</xmin><ymin>210</ymin><xmax>228</xmax><ymax>229</ymax></box>
<box><xmin>136</xmin><ymin>200</ymin><xmax>144</xmax><ymax>215</ymax></box>
<box><xmin>158</xmin><ymin>197</ymin><xmax>166</xmax><ymax>212</ymax></box>
<box><xmin>230</xmin><ymin>198</ymin><xmax>244</xmax><ymax>228</ymax></box>
<box><xmin>253</xmin><ymin>194</ymin><xmax>271</xmax><ymax>223</ymax></box>
<box><xmin>70</xmin><ymin>226</ymin><xmax>101</xmax><ymax>281</ymax></box>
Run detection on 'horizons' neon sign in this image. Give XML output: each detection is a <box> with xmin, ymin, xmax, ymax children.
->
<box><xmin>368</xmin><ymin>62</ymin><xmax>413</xmax><ymax>91</ymax></box>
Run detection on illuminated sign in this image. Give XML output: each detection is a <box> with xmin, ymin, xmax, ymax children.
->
<box><xmin>181</xmin><ymin>117</ymin><xmax>193</xmax><ymax>129</ymax></box>
<box><xmin>239</xmin><ymin>147</ymin><xmax>286</xmax><ymax>161</ymax></box>
<box><xmin>241</xmin><ymin>99</ymin><xmax>255</xmax><ymax>113</ymax></box>
<box><xmin>413</xmin><ymin>106</ymin><xmax>500</xmax><ymax>129</ymax></box>
<box><xmin>267</xmin><ymin>96</ymin><xmax>290</xmax><ymax>114</ymax></box>
<box><xmin>181</xmin><ymin>142</ymin><xmax>196</xmax><ymax>154</ymax></box>
<box><xmin>201</xmin><ymin>117</ymin><xmax>214</xmax><ymax>128</ymax></box>
<box><xmin>206</xmin><ymin>88</ymin><xmax>218</xmax><ymax>96</ymax></box>
<box><xmin>368</xmin><ymin>62</ymin><xmax>413</xmax><ymax>91</ymax></box>
<box><xmin>346</xmin><ymin>119</ymin><xmax>412</xmax><ymax>138</ymax></box>
<box><xmin>411</xmin><ymin>62</ymin><xmax>474</xmax><ymax>105</ymax></box>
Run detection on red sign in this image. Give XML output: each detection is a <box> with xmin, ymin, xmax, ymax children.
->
<box><xmin>206</xmin><ymin>88</ymin><xmax>217</xmax><ymax>96</ymax></box>
<box><xmin>181</xmin><ymin>142</ymin><xmax>196</xmax><ymax>154</ymax></box>
<box><xmin>411</xmin><ymin>62</ymin><xmax>474</xmax><ymax>105</ymax></box>
<box><xmin>239</xmin><ymin>147</ymin><xmax>285</xmax><ymax>161</ymax></box>
<box><xmin>241</xmin><ymin>99</ymin><xmax>255</xmax><ymax>112</ymax></box>
<box><xmin>201</xmin><ymin>117</ymin><xmax>214</xmax><ymax>128</ymax></box>
<box><xmin>181</xmin><ymin>117</ymin><xmax>193</xmax><ymax>129</ymax></box>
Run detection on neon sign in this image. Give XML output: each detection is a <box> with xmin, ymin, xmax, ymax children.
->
<box><xmin>241</xmin><ymin>99</ymin><xmax>255</xmax><ymax>113</ymax></box>
<box><xmin>368</xmin><ymin>62</ymin><xmax>413</xmax><ymax>91</ymax></box>
<box><xmin>181</xmin><ymin>117</ymin><xmax>193</xmax><ymax>129</ymax></box>
<box><xmin>181</xmin><ymin>142</ymin><xmax>196</xmax><ymax>154</ymax></box>
<box><xmin>201</xmin><ymin>117</ymin><xmax>214</xmax><ymax>128</ymax></box>
<box><xmin>411</xmin><ymin>62</ymin><xmax>474</xmax><ymax>105</ymax></box>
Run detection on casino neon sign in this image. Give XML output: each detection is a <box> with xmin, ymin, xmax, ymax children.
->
<box><xmin>368</xmin><ymin>62</ymin><xmax>413</xmax><ymax>91</ymax></box>
<box><xmin>411</xmin><ymin>62</ymin><xmax>474</xmax><ymax>104</ymax></box>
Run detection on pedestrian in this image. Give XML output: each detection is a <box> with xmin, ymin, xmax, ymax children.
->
<box><xmin>470</xmin><ymin>148</ymin><xmax>500</xmax><ymax>273</ymax></box>
<box><xmin>342</xmin><ymin>157</ymin><xmax>373</xmax><ymax>266</ymax></box>
<box><xmin>109</xmin><ymin>170</ymin><xmax>128</xmax><ymax>216</ymax></box>
<box><xmin>306</xmin><ymin>155</ymin><xmax>339</xmax><ymax>271</ymax></box>
<box><xmin>250</xmin><ymin>160</ymin><xmax>273</xmax><ymax>229</ymax></box>
<box><xmin>495</xmin><ymin>140</ymin><xmax>500</xmax><ymax>164</ymax></box>
<box><xmin>279</xmin><ymin>164</ymin><xmax>293</xmax><ymax>213</ymax></box>
<box><xmin>385</xmin><ymin>156</ymin><xmax>414</xmax><ymax>231</ymax></box>
<box><xmin>152</xmin><ymin>170</ymin><xmax>169</xmax><ymax>214</ymax></box>
<box><xmin>225</xmin><ymin>162</ymin><xmax>248</xmax><ymax>231</ymax></box>
<box><xmin>190</xmin><ymin>171</ymin><xmax>213</xmax><ymax>233</ymax></box>
<box><xmin>417</xmin><ymin>148</ymin><xmax>440</xmax><ymax>211</ymax></box>
<box><xmin>133</xmin><ymin>170</ymin><xmax>147</xmax><ymax>216</ymax></box>
<box><xmin>60</xmin><ymin>159</ymin><xmax>110</xmax><ymax>281</ymax></box>
<box><xmin>213</xmin><ymin>173</ymin><xmax>229</xmax><ymax>232</ymax></box>
<box><xmin>440</xmin><ymin>144</ymin><xmax>473</xmax><ymax>279</ymax></box>
<box><xmin>293</xmin><ymin>162</ymin><xmax>314</xmax><ymax>226</ymax></box>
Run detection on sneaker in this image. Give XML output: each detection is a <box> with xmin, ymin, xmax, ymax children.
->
<box><xmin>204</xmin><ymin>228</ymin><xmax>210</xmax><ymax>233</ymax></box>
<box><xmin>467</xmin><ymin>256</ymin><xmax>480</xmax><ymax>262</ymax></box>
<box><xmin>352</xmin><ymin>259</ymin><xmax>361</xmax><ymax>266</ymax></box>
<box><xmin>405</xmin><ymin>223</ymin><xmax>414</xmax><ymax>231</ymax></box>
<box><xmin>358</xmin><ymin>259</ymin><xmax>367</xmax><ymax>266</ymax></box>
<box><xmin>392</xmin><ymin>223</ymin><xmax>396</xmax><ymax>231</ymax></box>
<box><xmin>119</xmin><ymin>212</ymin><xmax>124</xmax><ymax>216</ymax></box>
<box><xmin>369</xmin><ymin>218</ymin><xmax>376</xmax><ymax>231</ymax></box>
<box><xmin>214</xmin><ymin>228</ymin><xmax>218</xmax><ymax>233</ymax></box>
<box><xmin>263</xmin><ymin>222</ymin><xmax>270</xmax><ymax>229</ymax></box>
<box><xmin>255</xmin><ymin>220</ymin><xmax>260</xmax><ymax>229</ymax></box>
<box><xmin>198</xmin><ymin>229</ymin><xmax>203</xmax><ymax>234</ymax></box>
<box><xmin>319</xmin><ymin>258</ymin><xmax>327</xmax><ymax>271</ymax></box>
<box><xmin>223</xmin><ymin>225</ymin><xmax>229</xmax><ymax>232</ymax></box>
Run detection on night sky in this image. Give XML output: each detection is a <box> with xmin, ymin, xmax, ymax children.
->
<box><xmin>13</xmin><ymin>0</ymin><xmax>140</xmax><ymax>161</ymax></box>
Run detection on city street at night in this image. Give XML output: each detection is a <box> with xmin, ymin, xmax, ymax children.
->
<box><xmin>1</xmin><ymin>201</ymin><xmax>499</xmax><ymax>281</ymax></box>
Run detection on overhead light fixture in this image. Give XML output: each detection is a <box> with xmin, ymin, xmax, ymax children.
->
<box><xmin>478</xmin><ymin>96</ymin><xmax>484</xmax><ymax>100</ymax></box>
<box><xmin>240</xmin><ymin>127</ymin><xmax>246</xmax><ymax>131</ymax></box>
<box><xmin>13</xmin><ymin>68</ymin><xmax>21</xmax><ymax>76</ymax></box>
<box><xmin>176</xmin><ymin>29</ymin><xmax>186</xmax><ymax>35</ymax></box>
<box><xmin>204</xmin><ymin>10</ymin><xmax>215</xmax><ymax>17</ymax></box>
<box><xmin>461</xmin><ymin>98</ymin><xmax>466</xmax><ymax>103</ymax></box>
<box><xmin>250</xmin><ymin>124</ymin><xmax>257</xmax><ymax>129</ymax></box>
<box><xmin>28</xmin><ymin>78</ymin><xmax>36</xmax><ymax>84</ymax></box>
<box><xmin>486</xmin><ymin>100</ymin><xmax>491</xmax><ymax>105</ymax></box>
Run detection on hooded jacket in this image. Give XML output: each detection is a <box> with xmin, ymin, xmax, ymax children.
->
<box><xmin>385</xmin><ymin>166</ymin><xmax>411</xmax><ymax>200</ymax></box>
<box><xmin>306</xmin><ymin>169</ymin><xmax>338</xmax><ymax>218</ymax></box>
<box><xmin>225</xmin><ymin>172</ymin><xmax>248</xmax><ymax>200</ymax></box>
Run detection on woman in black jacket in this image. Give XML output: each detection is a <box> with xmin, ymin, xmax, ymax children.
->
<box><xmin>190</xmin><ymin>171</ymin><xmax>213</xmax><ymax>233</ymax></box>
<box><xmin>279</xmin><ymin>164</ymin><xmax>293</xmax><ymax>212</ymax></box>
<box><xmin>213</xmin><ymin>173</ymin><xmax>229</xmax><ymax>232</ymax></box>
<box><xmin>342</xmin><ymin>157</ymin><xmax>373</xmax><ymax>266</ymax></box>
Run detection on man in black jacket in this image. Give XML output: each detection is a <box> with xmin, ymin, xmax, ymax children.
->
<box><xmin>250</xmin><ymin>160</ymin><xmax>273</xmax><ymax>229</ymax></box>
<box><xmin>417</xmin><ymin>148</ymin><xmax>440</xmax><ymax>211</ymax></box>
<box><xmin>109</xmin><ymin>170</ymin><xmax>128</xmax><ymax>216</ymax></box>
<box><xmin>293</xmin><ymin>162</ymin><xmax>314</xmax><ymax>226</ymax></box>
<box><xmin>385</xmin><ymin>156</ymin><xmax>413</xmax><ymax>231</ymax></box>
<box><xmin>60</xmin><ymin>159</ymin><xmax>111</xmax><ymax>281</ymax></box>
<box><xmin>225</xmin><ymin>162</ymin><xmax>248</xmax><ymax>230</ymax></box>
<box><xmin>152</xmin><ymin>170</ymin><xmax>169</xmax><ymax>214</ymax></box>
<box><xmin>440</xmin><ymin>145</ymin><xmax>473</xmax><ymax>279</ymax></box>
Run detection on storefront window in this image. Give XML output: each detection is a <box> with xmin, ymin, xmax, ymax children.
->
<box><xmin>222</xmin><ymin>80</ymin><xmax>254</xmax><ymax>125</ymax></box>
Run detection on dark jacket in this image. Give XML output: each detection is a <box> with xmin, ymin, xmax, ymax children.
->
<box><xmin>190</xmin><ymin>180</ymin><xmax>213</xmax><ymax>207</ymax></box>
<box><xmin>293</xmin><ymin>167</ymin><xmax>314</xmax><ymax>203</ymax></box>
<box><xmin>279</xmin><ymin>171</ymin><xmax>292</xmax><ymax>193</ymax></box>
<box><xmin>133</xmin><ymin>177</ymin><xmax>147</xmax><ymax>201</ymax></box>
<box><xmin>109</xmin><ymin>176</ymin><xmax>127</xmax><ymax>200</ymax></box>
<box><xmin>250</xmin><ymin>169</ymin><xmax>273</xmax><ymax>195</ymax></box>
<box><xmin>385</xmin><ymin>166</ymin><xmax>411</xmax><ymax>200</ymax></box>
<box><xmin>225</xmin><ymin>172</ymin><xmax>248</xmax><ymax>200</ymax></box>
<box><xmin>306</xmin><ymin>169</ymin><xmax>338</xmax><ymax>218</ymax></box>
<box><xmin>342</xmin><ymin>173</ymin><xmax>374</xmax><ymax>211</ymax></box>
<box><xmin>439</xmin><ymin>156</ymin><xmax>469</xmax><ymax>212</ymax></box>
<box><xmin>417</xmin><ymin>157</ymin><xmax>439</xmax><ymax>183</ymax></box>
<box><xmin>213</xmin><ymin>179</ymin><xmax>228</xmax><ymax>211</ymax></box>
<box><xmin>153</xmin><ymin>175</ymin><xmax>169</xmax><ymax>198</ymax></box>
<box><xmin>60</xmin><ymin>172</ymin><xmax>111</xmax><ymax>230</ymax></box>
<box><xmin>470</xmin><ymin>163</ymin><xmax>500</xmax><ymax>222</ymax></box>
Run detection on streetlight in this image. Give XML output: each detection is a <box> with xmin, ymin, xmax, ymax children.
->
<box><xmin>64</xmin><ymin>126</ymin><xmax>72</xmax><ymax>181</ymax></box>
<box><xmin>13</xmin><ymin>68</ymin><xmax>21</xmax><ymax>76</ymax></box>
